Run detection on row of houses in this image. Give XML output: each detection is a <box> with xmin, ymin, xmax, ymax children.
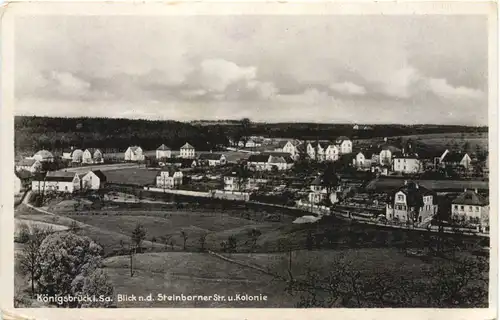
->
<box><xmin>28</xmin><ymin>170</ymin><xmax>107</xmax><ymax>194</ymax></box>
<box><xmin>125</xmin><ymin>143</ymin><xmax>197</xmax><ymax>162</ymax></box>
<box><xmin>353</xmin><ymin>147</ymin><xmax>473</xmax><ymax>175</ymax></box>
<box><xmin>385</xmin><ymin>181</ymin><xmax>489</xmax><ymax>231</ymax></box>
<box><xmin>277</xmin><ymin>137</ymin><xmax>353</xmax><ymax>161</ymax></box>
<box><xmin>246</xmin><ymin>152</ymin><xmax>294</xmax><ymax>171</ymax></box>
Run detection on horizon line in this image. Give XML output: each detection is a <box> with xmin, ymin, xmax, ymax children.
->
<box><xmin>14</xmin><ymin>114</ymin><xmax>489</xmax><ymax>127</ymax></box>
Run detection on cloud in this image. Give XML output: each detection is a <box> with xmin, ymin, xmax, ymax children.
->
<box><xmin>199</xmin><ymin>59</ymin><xmax>257</xmax><ymax>92</ymax></box>
<box><xmin>330</xmin><ymin>81</ymin><xmax>367</xmax><ymax>96</ymax></box>
<box><xmin>276</xmin><ymin>88</ymin><xmax>337</xmax><ymax>105</ymax></box>
<box><xmin>50</xmin><ymin>71</ymin><xmax>91</xmax><ymax>97</ymax></box>
<box><xmin>426</xmin><ymin>78</ymin><xmax>484</xmax><ymax>100</ymax></box>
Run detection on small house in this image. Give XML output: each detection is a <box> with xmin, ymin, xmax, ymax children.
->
<box><xmin>32</xmin><ymin>171</ymin><xmax>81</xmax><ymax>193</ymax></box>
<box><xmin>124</xmin><ymin>146</ymin><xmax>145</xmax><ymax>162</ymax></box>
<box><xmin>180</xmin><ymin>143</ymin><xmax>196</xmax><ymax>159</ymax></box>
<box><xmin>81</xmin><ymin>170</ymin><xmax>107</xmax><ymax>190</ymax></box>
<box><xmin>16</xmin><ymin>159</ymin><xmax>42</xmax><ymax>173</ymax></box>
<box><xmin>156</xmin><ymin>168</ymin><xmax>183</xmax><ymax>189</ymax></box>
<box><xmin>82</xmin><ymin>148</ymin><xmax>104</xmax><ymax>164</ymax></box>
<box><xmin>198</xmin><ymin>153</ymin><xmax>227</xmax><ymax>167</ymax></box>
<box><xmin>156</xmin><ymin>144</ymin><xmax>172</xmax><ymax>160</ymax></box>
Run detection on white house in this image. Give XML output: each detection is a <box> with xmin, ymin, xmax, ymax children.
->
<box><xmin>439</xmin><ymin>150</ymin><xmax>472</xmax><ymax>170</ymax></box>
<box><xmin>156</xmin><ymin>144</ymin><xmax>172</xmax><ymax>159</ymax></box>
<box><xmin>32</xmin><ymin>171</ymin><xmax>81</xmax><ymax>193</ymax></box>
<box><xmin>223</xmin><ymin>172</ymin><xmax>262</xmax><ymax>192</ymax></box>
<box><xmin>245</xmin><ymin>140</ymin><xmax>261</xmax><ymax>148</ymax></box>
<box><xmin>308</xmin><ymin>176</ymin><xmax>340</xmax><ymax>205</ymax></box>
<box><xmin>355</xmin><ymin>151</ymin><xmax>375</xmax><ymax>170</ymax></box>
<box><xmin>379</xmin><ymin>145</ymin><xmax>400</xmax><ymax>166</ymax></box>
<box><xmin>70</xmin><ymin>149</ymin><xmax>84</xmax><ymax>163</ymax></box>
<box><xmin>247</xmin><ymin>154</ymin><xmax>272</xmax><ymax>171</ymax></box>
<box><xmin>16</xmin><ymin>159</ymin><xmax>42</xmax><ymax>173</ymax></box>
<box><xmin>81</xmin><ymin>170</ymin><xmax>107</xmax><ymax>190</ymax></box>
<box><xmin>335</xmin><ymin>137</ymin><xmax>352</xmax><ymax>154</ymax></box>
<box><xmin>325</xmin><ymin>145</ymin><xmax>340</xmax><ymax>162</ymax></box>
<box><xmin>392</xmin><ymin>154</ymin><xmax>422</xmax><ymax>174</ymax></box>
<box><xmin>385</xmin><ymin>181</ymin><xmax>437</xmax><ymax>223</ymax></box>
<box><xmin>451</xmin><ymin>189</ymin><xmax>489</xmax><ymax>229</ymax></box>
<box><xmin>124</xmin><ymin>146</ymin><xmax>145</xmax><ymax>162</ymax></box>
<box><xmin>180</xmin><ymin>143</ymin><xmax>196</xmax><ymax>159</ymax></box>
<box><xmin>198</xmin><ymin>153</ymin><xmax>227</xmax><ymax>166</ymax></box>
<box><xmin>280</xmin><ymin>140</ymin><xmax>304</xmax><ymax>160</ymax></box>
<box><xmin>82</xmin><ymin>148</ymin><xmax>104</xmax><ymax>164</ymax></box>
<box><xmin>32</xmin><ymin>150</ymin><xmax>54</xmax><ymax>163</ymax></box>
<box><xmin>156</xmin><ymin>168</ymin><xmax>183</xmax><ymax>189</ymax></box>
<box><xmin>306</xmin><ymin>142</ymin><xmax>328</xmax><ymax>161</ymax></box>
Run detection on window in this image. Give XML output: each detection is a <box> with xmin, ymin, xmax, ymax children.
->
<box><xmin>469</xmin><ymin>206</ymin><xmax>472</xmax><ymax>212</ymax></box>
<box><xmin>461</xmin><ymin>206</ymin><xmax>464</xmax><ymax>210</ymax></box>
<box><xmin>454</xmin><ymin>205</ymin><xmax>458</xmax><ymax>210</ymax></box>
<box><xmin>397</xmin><ymin>195</ymin><xmax>404</xmax><ymax>201</ymax></box>
<box><xmin>476</xmin><ymin>207</ymin><xmax>480</xmax><ymax>212</ymax></box>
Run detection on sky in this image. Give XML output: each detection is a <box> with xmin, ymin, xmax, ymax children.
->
<box><xmin>15</xmin><ymin>15</ymin><xmax>489</xmax><ymax>125</ymax></box>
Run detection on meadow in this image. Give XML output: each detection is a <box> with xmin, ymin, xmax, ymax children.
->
<box><xmin>365</xmin><ymin>178</ymin><xmax>490</xmax><ymax>192</ymax></box>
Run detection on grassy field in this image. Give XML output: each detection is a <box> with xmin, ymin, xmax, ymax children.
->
<box><xmin>401</xmin><ymin>132</ymin><xmax>488</xmax><ymax>150</ymax></box>
<box><xmin>103</xmin><ymin>252</ymin><xmax>290</xmax><ymax>307</ymax></box>
<box><xmin>366</xmin><ymin>178</ymin><xmax>489</xmax><ymax>191</ymax></box>
<box><xmin>105</xmin><ymin>168</ymin><xmax>160</xmax><ymax>186</ymax></box>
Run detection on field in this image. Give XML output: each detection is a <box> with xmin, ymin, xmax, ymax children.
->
<box><xmin>401</xmin><ymin>132</ymin><xmax>488</xmax><ymax>150</ymax></box>
<box><xmin>105</xmin><ymin>168</ymin><xmax>161</xmax><ymax>186</ymax></box>
<box><xmin>366</xmin><ymin>178</ymin><xmax>490</xmax><ymax>192</ymax></box>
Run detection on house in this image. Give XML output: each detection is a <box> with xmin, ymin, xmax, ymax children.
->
<box><xmin>371</xmin><ymin>164</ymin><xmax>390</xmax><ymax>176</ymax></box>
<box><xmin>156</xmin><ymin>168</ymin><xmax>183</xmax><ymax>189</ymax></box>
<box><xmin>198</xmin><ymin>153</ymin><xmax>227</xmax><ymax>166</ymax></box>
<box><xmin>308</xmin><ymin>176</ymin><xmax>340</xmax><ymax>205</ymax></box>
<box><xmin>392</xmin><ymin>153</ymin><xmax>422</xmax><ymax>174</ymax></box>
<box><xmin>124</xmin><ymin>146</ymin><xmax>145</xmax><ymax>162</ymax></box>
<box><xmin>280</xmin><ymin>140</ymin><xmax>303</xmax><ymax>160</ymax></box>
<box><xmin>247</xmin><ymin>154</ymin><xmax>272</xmax><ymax>171</ymax></box>
<box><xmin>32</xmin><ymin>150</ymin><xmax>54</xmax><ymax>163</ymax></box>
<box><xmin>81</xmin><ymin>170</ymin><xmax>107</xmax><ymax>190</ymax></box>
<box><xmin>16</xmin><ymin>159</ymin><xmax>42</xmax><ymax>173</ymax></box>
<box><xmin>355</xmin><ymin>150</ymin><xmax>376</xmax><ymax>170</ymax></box>
<box><xmin>32</xmin><ymin>171</ymin><xmax>81</xmax><ymax>193</ymax></box>
<box><xmin>335</xmin><ymin>137</ymin><xmax>353</xmax><ymax>154</ymax></box>
<box><xmin>245</xmin><ymin>140</ymin><xmax>261</xmax><ymax>148</ymax></box>
<box><xmin>451</xmin><ymin>189</ymin><xmax>489</xmax><ymax>230</ymax></box>
<box><xmin>353</xmin><ymin>124</ymin><xmax>360</xmax><ymax>130</ymax></box>
<box><xmin>156</xmin><ymin>144</ymin><xmax>172</xmax><ymax>160</ymax></box>
<box><xmin>223</xmin><ymin>172</ymin><xmax>262</xmax><ymax>192</ymax></box>
<box><xmin>69</xmin><ymin>149</ymin><xmax>84</xmax><ymax>163</ymax></box>
<box><xmin>325</xmin><ymin>145</ymin><xmax>340</xmax><ymax>162</ymax></box>
<box><xmin>161</xmin><ymin>158</ymin><xmax>197</xmax><ymax>169</ymax></box>
<box><xmin>180</xmin><ymin>143</ymin><xmax>196</xmax><ymax>159</ymax></box>
<box><xmin>379</xmin><ymin>145</ymin><xmax>400</xmax><ymax>166</ymax></box>
<box><xmin>385</xmin><ymin>181</ymin><xmax>438</xmax><ymax>223</ymax></box>
<box><xmin>263</xmin><ymin>152</ymin><xmax>294</xmax><ymax>171</ymax></box>
<box><xmin>82</xmin><ymin>148</ymin><xmax>104</xmax><ymax>164</ymax></box>
<box><xmin>306</xmin><ymin>141</ymin><xmax>329</xmax><ymax>161</ymax></box>
<box><xmin>439</xmin><ymin>150</ymin><xmax>472</xmax><ymax>170</ymax></box>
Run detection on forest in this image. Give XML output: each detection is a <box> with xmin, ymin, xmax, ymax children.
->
<box><xmin>15</xmin><ymin>116</ymin><xmax>487</xmax><ymax>154</ymax></box>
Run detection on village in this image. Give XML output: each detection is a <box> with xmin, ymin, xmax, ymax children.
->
<box><xmin>14</xmin><ymin>130</ymin><xmax>490</xmax><ymax>236</ymax></box>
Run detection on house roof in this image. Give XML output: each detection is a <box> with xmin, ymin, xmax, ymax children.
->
<box><xmin>393</xmin><ymin>152</ymin><xmax>420</xmax><ymax>159</ymax></box>
<box><xmin>45</xmin><ymin>171</ymin><xmax>77</xmax><ymax>182</ymax></box>
<box><xmin>198</xmin><ymin>153</ymin><xmax>224</xmax><ymax>160</ymax></box>
<box><xmin>159</xmin><ymin>167</ymin><xmax>179</xmax><ymax>176</ymax></box>
<box><xmin>311</xmin><ymin>176</ymin><xmax>322</xmax><ymax>186</ymax></box>
<box><xmin>380</xmin><ymin>145</ymin><xmax>400</xmax><ymax>153</ymax></box>
<box><xmin>157</xmin><ymin>144</ymin><xmax>171</xmax><ymax>151</ymax></box>
<box><xmin>269</xmin><ymin>156</ymin><xmax>286</xmax><ymax>164</ymax></box>
<box><xmin>452</xmin><ymin>190</ymin><xmax>489</xmax><ymax>206</ymax></box>
<box><xmin>85</xmin><ymin>148</ymin><xmax>100</xmax><ymax>154</ymax></box>
<box><xmin>17</xmin><ymin>158</ymin><xmax>38</xmax><ymax>167</ymax></box>
<box><xmin>34</xmin><ymin>150</ymin><xmax>54</xmax><ymax>159</ymax></box>
<box><xmin>128</xmin><ymin>146</ymin><xmax>141</xmax><ymax>153</ymax></box>
<box><xmin>284</xmin><ymin>156</ymin><xmax>294</xmax><ymax>164</ymax></box>
<box><xmin>277</xmin><ymin>141</ymin><xmax>289</xmax><ymax>149</ymax></box>
<box><xmin>389</xmin><ymin>182</ymin><xmax>436</xmax><ymax>207</ymax></box>
<box><xmin>91</xmin><ymin>170</ymin><xmax>107</xmax><ymax>181</ymax></box>
<box><xmin>248</xmin><ymin>154</ymin><xmax>271</xmax><ymax>163</ymax></box>
<box><xmin>335</xmin><ymin>136</ymin><xmax>350</xmax><ymax>143</ymax></box>
<box><xmin>443</xmin><ymin>151</ymin><xmax>468</xmax><ymax>163</ymax></box>
<box><xmin>181</xmin><ymin>143</ymin><xmax>194</xmax><ymax>149</ymax></box>
<box><xmin>71</xmin><ymin>149</ymin><xmax>84</xmax><ymax>156</ymax></box>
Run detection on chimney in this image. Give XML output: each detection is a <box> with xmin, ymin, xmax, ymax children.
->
<box><xmin>404</xmin><ymin>180</ymin><xmax>408</xmax><ymax>185</ymax></box>
<box><xmin>464</xmin><ymin>188</ymin><xmax>467</xmax><ymax>192</ymax></box>
<box><xmin>384</xmin><ymin>137</ymin><xmax>388</xmax><ymax>142</ymax></box>
<box><xmin>474</xmin><ymin>188</ymin><xmax>478</xmax><ymax>193</ymax></box>
<box><xmin>415</xmin><ymin>183</ymin><xmax>419</xmax><ymax>189</ymax></box>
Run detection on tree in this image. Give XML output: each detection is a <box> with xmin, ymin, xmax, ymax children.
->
<box><xmin>180</xmin><ymin>231</ymin><xmax>189</xmax><ymax>251</ymax></box>
<box><xmin>239</xmin><ymin>118</ymin><xmax>252</xmax><ymax>145</ymax></box>
<box><xmin>37</xmin><ymin>232</ymin><xmax>104</xmax><ymax>305</ymax></box>
<box><xmin>199</xmin><ymin>233</ymin><xmax>208</xmax><ymax>252</ymax></box>
<box><xmin>17</xmin><ymin>225</ymin><xmax>53</xmax><ymax>296</ymax></box>
<box><xmin>306</xmin><ymin>230</ymin><xmax>314</xmax><ymax>251</ymax></box>
<box><xmin>247</xmin><ymin>228</ymin><xmax>262</xmax><ymax>251</ymax></box>
<box><xmin>71</xmin><ymin>269</ymin><xmax>114</xmax><ymax>307</ymax></box>
<box><xmin>131</xmin><ymin>223</ymin><xmax>146</xmax><ymax>253</ymax></box>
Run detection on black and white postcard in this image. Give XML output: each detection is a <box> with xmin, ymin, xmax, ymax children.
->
<box><xmin>0</xmin><ymin>2</ymin><xmax>497</xmax><ymax>320</ymax></box>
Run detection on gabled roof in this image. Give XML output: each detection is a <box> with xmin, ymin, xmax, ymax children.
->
<box><xmin>128</xmin><ymin>146</ymin><xmax>141</xmax><ymax>153</ymax></box>
<box><xmin>17</xmin><ymin>158</ymin><xmax>38</xmax><ymax>167</ymax></box>
<box><xmin>277</xmin><ymin>141</ymin><xmax>289</xmax><ymax>149</ymax></box>
<box><xmin>269</xmin><ymin>156</ymin><xmax>286</xmax><ymax>164</ymax></box>
<box><xmin>389</xmin><ymin>181</ymin><xmax>436</xmax><ymax>207</ymax></box>
<box><xmin>45</xmin><ymin>171</ymin><xmax>77</xmax><ymax>182</ymax></box>
<box><xmin>380</xmin><ymin>145</ymin><xmax>400</xmax><ymax>153</ymax></box>
<box><xmin>452</xmin><ymin>190</ymin><xmax>489</xmax><ymax>206</ymax></box>
<box><xmin>335</xmin><ymin>136</ymin><xmax>350</xmax><ymax>143</ymax></box>
<box><xmin>442</xmin><ymin>151</ymin><xmax>468</xmax><ymax>163</ymax></box>
<box><xmin>198</xmin><ymin>153</ymin><xmax>224</xmax><ymax>160</ymax></box>
<box><xmin>159</xmin><ymin>167</ymin><xmax>179</xmax><ymax>176</ymax></box>
<box><xmin>34</xmin><ymin>150</ymin><xmax>54</xmax><ymax>159</ymax></box>
<box><xmin>157</xmin><ymin>144</ymin><xmax>171</xmax><ymax>151</ymax></box>
<box><xmin>248</xmin><ymin>154</ymin><xmax>271</xmax><ymax>163</ymax></box>
<box><xmin>393</xmin><ymin>152</ymin><xmax>419</xmax><ymax>159</ymax></box>
<box><xmin>84</xmin><ymin>148</ymin><xmax>101</xmax><ymax>154</ymax></box>
<box><xmin>180</xmin><ymin>143</ymin><xmax>194</xmax><ymax>149</ymax></box>
<box><xmin>311</xmin><ymin>176</ymin><xmax>322</xmax><ymax>186</ymax></box>
<box><xmin>91</xmin><ymin>170</ymin><xmax>107</xmax><ymax>181</ymax></box>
